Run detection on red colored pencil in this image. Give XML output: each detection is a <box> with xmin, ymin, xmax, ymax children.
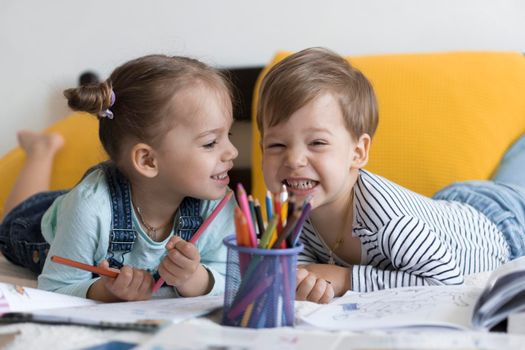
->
<box><xmin>50</xmin><ymin>255</ymin><xmax>119</xmax><ymax>278</ymax></box>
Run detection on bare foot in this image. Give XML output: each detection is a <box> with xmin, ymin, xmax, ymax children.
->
<box><xmin>17</xmin><ymin>130</ymin><xmax>65</xmax><ymax>158</ymax></box>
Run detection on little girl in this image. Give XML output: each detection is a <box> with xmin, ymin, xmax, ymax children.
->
<box><xmin>0</xmin><ymin>55</ymin><xmax>238</xmax><ymax>302</ymax></box>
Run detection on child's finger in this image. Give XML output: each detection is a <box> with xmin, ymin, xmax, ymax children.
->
<box><xmin>173</xmin><ymin>240</ymin><xmax>199</xmax><ymax>260</ymax></box>
<box><xmin>166</xmin><ymin>249</ymin><xmax>196</xmax><ymax>272</ymax></box>
<box><xmin>296</xmin><ymin>268</ymin><xmax>309</xmax><ymax>284</ymax></box>
<box><xmin>127</xmin><ymin>269</ymin><xmax>145</xmax><ymax>295</ymax></box>
<box><xmin>98</xmin><ymin>260</ymin><xmax>118</xmax><ymax>286</ymax></box>
<box><xmin>111</xmin><ymin>265</ymin><xmax>134</xmax><ymax>290</ymax></box>
<box><xmin>158</xmin><ymin>265</ymin><xmax>179</xmax><ymax>285</ymax></box>
<box><xmin>166</xmin><ymin>235</ymin><xmax>184</xmax><ymax>250</ymax></box>
<box><xmin>296</xmin><ymin>273</ymin><xmax>316</xmax><ymax>301</ymax></box>
<box><xmin>319</xmin><ymin>283</ymin><xmax>335</xmax><ymax>304</ymax></box>
<box><xmin>99</xmin><ymin>260</ymin><xmax>110</xmax><ymax>269</ymax></box>
<box><xmin>138</xmin><ymin>273</ymin><xmax>154</xmax><ymax>298</ymax></box>
<box><xmin>307</xmin><ymin>278</ymin><xmax>328</xmax><ymax>303</ymax></box>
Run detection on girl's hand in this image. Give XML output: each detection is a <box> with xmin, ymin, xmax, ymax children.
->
<box><xmin>95</xmin><ymin>260</ymin><xmax>154</xmax><ymax>301</ymax></box>
<box><xmin>158</xmin><ymin>236</ymin><xmax>202</xmax><ymax>289</ymax></box>
<box><xmin>296</xmin><ymin>267</ymin><xmax>335</xmax><ymax>304</ymax></box>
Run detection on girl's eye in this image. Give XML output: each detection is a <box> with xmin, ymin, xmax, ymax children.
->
<box><xmin>203</xmin><ymin>140</ymin><xmax>217</xmax><ymax>149</ymax></box>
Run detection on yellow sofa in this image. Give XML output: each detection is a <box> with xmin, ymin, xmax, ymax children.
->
<box><xmin>251</xmin><ymin>51</ymin><xmax>525</xmax><ymax>205</ymax></box>
<box><xmin>1</xmin><ymin>52</ymin><xmax>525</xmax><ymax>219</ymax></box>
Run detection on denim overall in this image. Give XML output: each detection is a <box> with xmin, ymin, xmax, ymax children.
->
<box><xmin>0</xmin><ymin>162</ymin><xmax>203</xmax><ymax>275</ymax></box>
<box><xmin>433</xmin><ymin>134</ymin><xmax>525</xmax><ymax>260</ymax></box>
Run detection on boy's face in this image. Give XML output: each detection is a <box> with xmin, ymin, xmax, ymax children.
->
<box><xmin>261</xmin><ymin>93</ymin><xmax>368</xmax><ymax>211</ymax></box>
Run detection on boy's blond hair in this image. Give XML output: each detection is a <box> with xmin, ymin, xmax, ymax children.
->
<box><xmin>256</xmin><ymin>47</ymin><xmax>379</xmax><ymax>140</ymax></box>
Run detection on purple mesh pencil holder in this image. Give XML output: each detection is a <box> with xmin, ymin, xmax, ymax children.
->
<box><xmin>221</xmin><ymin>235</ymin><xmax>303</xmax><ymax>328</ymax></box>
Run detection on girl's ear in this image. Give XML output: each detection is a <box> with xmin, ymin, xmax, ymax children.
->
<box><xmin>130</xmin><ymin>143</ymin><xmax>158</xmax><ymax>178</ymax></box>
<box><xmin>351</xmin><ymin>134</ymin><xmax>371</xmax><ymax>169</ymax></box>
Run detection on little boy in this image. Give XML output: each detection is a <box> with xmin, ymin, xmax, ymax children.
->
<box><xmin>256</xmin><ymin>47</ymin><xmax>525</xmax><ymax>303</ymax></box>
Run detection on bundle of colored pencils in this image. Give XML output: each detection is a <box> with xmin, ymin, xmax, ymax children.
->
<box><xmin>234</xmin><ymin>183</ymin><xmax>311</xmax><ymax>250</ymax></box>
<box><xmin>223</xmin><ymin>183</ymin><xmax>312</xmax><ymax>328</ymax></box>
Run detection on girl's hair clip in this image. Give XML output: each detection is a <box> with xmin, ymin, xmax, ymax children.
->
<box><xmin>98</xmin><ymin>90</ymin><xmax>116</xmax><ymax>119</ymax></box>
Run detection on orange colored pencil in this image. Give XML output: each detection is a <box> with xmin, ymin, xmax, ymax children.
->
<box><xmin>50</xmin><ymin>255</ymin><xmax>119</xmax><ymax>278</ymax></box>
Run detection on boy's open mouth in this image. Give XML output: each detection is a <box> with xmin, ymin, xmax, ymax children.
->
<box><xmin>283</xmin><ymin>179</ymin><xmax>319</xmax><ymax>190</ymax></box>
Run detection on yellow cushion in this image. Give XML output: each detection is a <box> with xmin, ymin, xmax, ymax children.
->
<box><xmin>0</xmin><ymin>112</ymin><xmax>107</xmax><ymax>218</ymax></box>
<box><xmin>252</xmin><ymin>51</ymin><xmax>525</xmax><ymax>205</ymax></box>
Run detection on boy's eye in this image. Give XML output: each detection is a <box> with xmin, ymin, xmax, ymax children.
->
<box><xmin>310</xmin><ymin>140</ymin><xmax>327</xmax><ymax>146</ymax></box>
<box><xmin>203</xmin><ymin>140</ymin><xmax>218</xmax><ymax>149</ymax></box>
<box><xmin>266</xmin><ymin>143</ymin><xmax>285</xmax><ymax>149</ymax></box>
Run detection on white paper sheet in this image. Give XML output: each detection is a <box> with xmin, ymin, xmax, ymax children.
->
<box><xmin>0</xmin><ymin>282</ymin><xmax>97</xmax><ymax>314</ymax></box>
<box><xmin>299</xmin><ymin>285</ymin><xmax>483</xmax><ymax>331</ymax></box>
<box><xmin>32</xmin><ymin>294</ymin><xmax>223</xmax><ymax>326</ymax></box>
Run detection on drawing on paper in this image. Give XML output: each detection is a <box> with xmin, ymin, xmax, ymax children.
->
<box><xmin>332</xmin><ymin>287</ymin><xmax>477</xmax><ymax>321</ymax></box>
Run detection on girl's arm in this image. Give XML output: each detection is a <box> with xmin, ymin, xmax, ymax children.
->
<box><xmin>192</xmin><ymin>198</ymin><xmax>237</xmax><ymax>296</ymax></box>
<box><xmin>38</xmin><ymin>190</ymin><xmax>109</xmax><ymax>298</ymax></box>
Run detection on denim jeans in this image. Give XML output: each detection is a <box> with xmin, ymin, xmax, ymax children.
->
<box><xmin>0</xmin><ymin>190</ymin><xmax>67</xmax><ymax>273</ymax></box>
<box><xmin>433</xmin><ymin>134</ymin><xmax>525</xmax><ymax>260</ymax></box>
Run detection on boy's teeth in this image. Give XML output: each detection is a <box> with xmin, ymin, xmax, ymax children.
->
<box><xmin>285</xmin><ymin>179</ymin><xmax>316</xmax><ymax>190</ymax></box>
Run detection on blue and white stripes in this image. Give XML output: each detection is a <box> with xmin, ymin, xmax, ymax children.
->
<box><xmin>298</xmin><ymin>170</ymin><xmax>510</xmax><ymax>292</ymax></box>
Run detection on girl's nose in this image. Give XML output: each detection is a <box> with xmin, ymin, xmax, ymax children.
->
<box><xmin>223</xmin><ymin>140</ymin><xmax>239</xmax><ymax>161</ymax></box>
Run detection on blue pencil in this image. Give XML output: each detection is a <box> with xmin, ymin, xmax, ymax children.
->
<box><xmin>265</xmin><ymin>190</ymin><xmax>273</xmax><ymax>222</ymax></box>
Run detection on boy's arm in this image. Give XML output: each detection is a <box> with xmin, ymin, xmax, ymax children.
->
<box><xmin>297</xmin><ymin>234</ymin><xmax>320</xmax><ymax>264</ymax></box>
<box><xmin>352</xmin><ymin>216</ymin><xmax>464</xmax><ymax>292</ymax></box>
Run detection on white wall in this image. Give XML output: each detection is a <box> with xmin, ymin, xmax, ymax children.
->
<box><xmin>1</xmin><ymin>0</ymin><xmax>524</xmax><ymax>156</ymax></box>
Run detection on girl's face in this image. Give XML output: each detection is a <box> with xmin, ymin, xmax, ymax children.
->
<box><xmin>261</xmin><ymin>93</ymin><xmax>367</xmax><ymax>213</ymax></box>
<box><xmin>154</xmin><ymin>83</ymin><xmax>238</xmax><ymax>201</ymax></box>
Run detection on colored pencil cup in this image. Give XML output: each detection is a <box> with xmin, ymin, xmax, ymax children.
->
<box><xmin>222</xmin><ymin>235</ymin><xmax>303</xmax><ymax>328</ymax></box>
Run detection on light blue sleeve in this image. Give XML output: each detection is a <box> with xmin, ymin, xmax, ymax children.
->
<box><xmin>195</xmin><ymin>195</ymin><xmax>237</xmax><ymax>296</ymax></box>
<box><xmin>38</xmin><ymin>170</ymin><xmax>112</xmax><ymax>298</ymax></box>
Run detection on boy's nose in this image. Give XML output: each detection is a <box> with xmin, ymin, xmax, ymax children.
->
<box><xmin>284</xmin><ymin>148</ymin><xmax>307</xmax><ymax>169</ymax></box>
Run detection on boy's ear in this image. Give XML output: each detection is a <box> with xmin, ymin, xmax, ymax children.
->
<box><xmin>130</xmin><ymin>143</ymin><xmax>159</xmax><ymax>178</ymax></box>
<box><xmin>351</xmin><ymin>134</ymin><xmax>371</xmax><ymax>169</ymax></box>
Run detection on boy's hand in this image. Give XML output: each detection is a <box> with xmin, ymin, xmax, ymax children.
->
<box><xmin>158</xmin><ymin>236</ymin><xmax>203</xmax><ymax>290</ymax></box>
<box><xmin>90</xmin><ymin>260</ymin><xmax>154</xmax><ymax>302</ymax></box>
<box><xmin>302</xmin><ymin>263</ymin><xmax>352</xmax><ymax>297</ymax></box>
<box><xmin>296</xmin><ymin>267</ymin><xmax>334</xmax><ymax>304</ymax></box>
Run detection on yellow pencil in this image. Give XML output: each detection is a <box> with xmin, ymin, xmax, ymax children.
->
<box><xmin>241</xmin><ymin>303</ymin><xmax>254</xmax><ymax>327</ymax></box>
<box><xmin>280</xmin><ymin>201</ymin><xmax>288</xmax><ymax>227</ymax></box>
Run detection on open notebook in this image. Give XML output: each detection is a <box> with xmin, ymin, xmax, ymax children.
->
<box><xmin>299</xmin><ymin>256</ymin><xmax>525</xmax><ymax>331</ymax></box>
<box><xmin>0</xmin><ymin>283</ymin><xmax>222</xmax><ymax>332</ymax></box>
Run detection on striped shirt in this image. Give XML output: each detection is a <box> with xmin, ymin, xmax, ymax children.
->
<box><xmin>298</xmin><ymin>170</ymin><xmax>510</xmax><ymax>292</ymax></box>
